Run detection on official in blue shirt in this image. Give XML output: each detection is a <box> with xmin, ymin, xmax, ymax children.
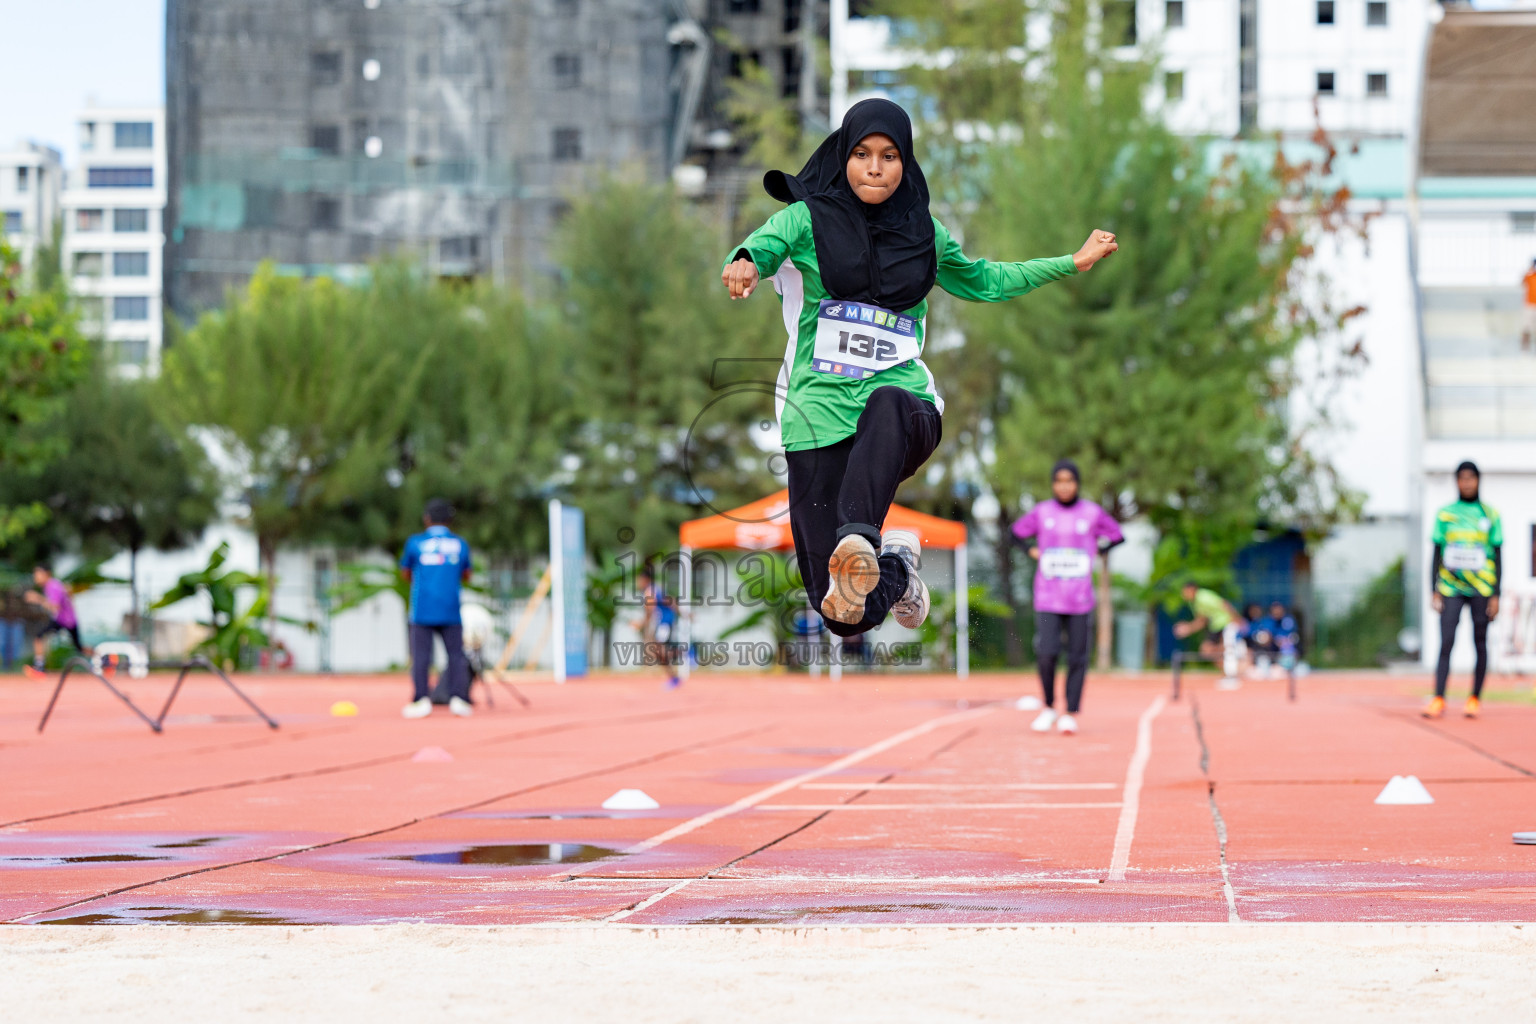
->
<box><xmin>399</xmin><ymin>499</ymin><xmax>473</xmax><ymax>718</ymax></box>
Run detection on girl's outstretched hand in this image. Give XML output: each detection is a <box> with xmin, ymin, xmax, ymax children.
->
<box><xmin>1073</xmin><ymin>229</ymin><xmax>1118</xmax><ymax>272</ymax></box>
<box><xmin>722</xmin><ymin>258</ymin><xmax>760</xmax><ymax>299</ymax></box>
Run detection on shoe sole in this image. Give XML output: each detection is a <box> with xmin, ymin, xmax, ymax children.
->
<box><xmin>891</xmin><ymin>577</ymin><xmax>929</xmax><ymax>629</ymax></box>
<box><xmin>822</xmin><ymin>535</ymin><xmax>880</xmax><ymax>624</ymax></box>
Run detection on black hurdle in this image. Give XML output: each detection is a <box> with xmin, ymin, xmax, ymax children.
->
<box><xmin>152</xmin><ymin>656</ymin><xmax>280</xmax><ymax>730</ymax></box>
<box><xmin>1170</xmin><ymin>650</ymin><xmax>1296</xmax><ymax>702</ymax></box>
<box><xmin>37</xmin><ymin>656</ymin><xmax>162</xmax><ymax>734</ymax></box>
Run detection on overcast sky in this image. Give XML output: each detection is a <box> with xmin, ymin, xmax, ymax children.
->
<box><xmin>1</xmin><ymin>0</ymin><xmax>163</xmax><ymax>168</ymax></box>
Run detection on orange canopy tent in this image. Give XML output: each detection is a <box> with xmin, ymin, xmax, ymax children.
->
<box><xmin>677</xmin><ymin>489</ymin><xmax>970</xmax><ymax>678</ymax></box>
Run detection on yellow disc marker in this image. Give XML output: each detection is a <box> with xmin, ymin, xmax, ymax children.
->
<box><xmin>330</xmin><ymin>700</ymin><xmax>360</xmax><ymax>717</ymax></box>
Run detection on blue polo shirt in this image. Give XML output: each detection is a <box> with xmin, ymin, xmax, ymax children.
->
<box><xmin>400</xmin><ymin>525</ymin><xmax>471</xmax><ymax>626</ymax></box>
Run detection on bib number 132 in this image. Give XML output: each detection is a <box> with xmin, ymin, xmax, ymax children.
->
<box><xmin>838</xmin><ymin>331</ymin><xmax>898</xmax><ymax>362</ymax></box>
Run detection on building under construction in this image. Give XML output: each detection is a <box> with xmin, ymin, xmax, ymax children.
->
<box><xmin>165</xmin><ymin>0</ymin><xmax>826</xmax><ymax>314</ymax></box>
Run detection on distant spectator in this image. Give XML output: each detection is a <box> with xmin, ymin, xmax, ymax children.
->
<box><xmin>399</xmin><ymin>499</ymin><xmax>473</xmax><ymax>719</ymax></box>
<box><xmin>0</xmin><ymin>584</ymin><xmax>29</xmax><ymax>671</ymax></box>
<box><xmin>1173</xmin><ymin>581</ymin><xmax>1247</xmax><ymax>687</ymax></box>
<box><xmin>23</xmin><ymin>566</ymin><xmax>87</xmax><ymax>678</ymax></box>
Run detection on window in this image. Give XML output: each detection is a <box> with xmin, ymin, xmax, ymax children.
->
<box><xmin>781</xmin><ymin>47</ymin><xmax>802</xmax><ymax>98</ymax></box>
<box><xmin>1366</xmin><ymin>72</ymin><xmax>1388</xmax><ymax>97</ymax></box>
<box><xmin>75</xmin><ymin>296</ymin><xmax>104</xmax><ymax>326</ymax></box>
<box><xmin>1166</xmin><ymin>0</ymin><xmax>1184</xmax><ymax>27</ymax></box>
<box><xmin>80</xmin><ymin>121</ymin><xmax>96</xmax><ymax>152</ymax></box>
<box><xmin>113</xmin><ymin>252</ymin><xmax>150</xmax><ymax>277</ymax></box>
<box><xmin>784</xmin><ymin>0</ymin><xmax>802</xmax><ymax>32</ymax></box>
<box><xmin>728</xmin><ymin>50</ymin><xmax>762</xmax><ymax>77</ymax></box>
<box><xmin>1366</xmin><ymin>1</ymin><xmax>1387</xmax><ymax>25</ymax></box>
<box><xmin>1316</xmin><ymin>71</ymin><xmax>1336</xmax><ymax>95</ymax></box>
<box><xmin>73</xmin><ymin>252</ymin><xmax>104</xmax><ymax>277</ymax></box>
<box><xmin>727</xmin><ymin>0</ymin><xmax>761</xmax><ymax>12</ymax></box>
<box><xmin>311</xmin><ymin>125</ymin><xmax>341</xmax><ymax>155</ymax></box>
<box><xmin>113</xmin><ymin>208</ymin><xmax>149</xmax><ymax>232</ymax></box>
<box><xmin>1511</xmin><ymin>212</ymin><xmax>1536</xmax><ymax>234</ymax></box>
<box><xmin>113</xmin><ymin>296</ymin><xmax>150</xmax><ymax>321</ymax></box>
<box><xmin>439</xmin><ymin>236</ymin><xmax>479</xmax><ymax>262</ymax></box>
<box><xmin>1104</xmin><ymin>0</ymin><xmax>1136</xmax><ymax>45</ymax></box>
<box><xmin>114</xmin><ymin>122</ymin><xmax>154</xmax><ymax>149</ymax></box>
<box><xmin>1165</xmin><ymin>70</ymin><xmax>1185</xmax><ymax>100</ymax></box>
<box><xmin>312</xmin><ymin>51</ymin><xmax>342</xmax><ymax>86</ymax></box>
<box><xmin>553</xmin><ymin>128</ymin><xmax>581</xmax><ymax>162</ymax></box>
<box><xmin>3</xmin><ymin>210</ymin><xmax>20</xmax><ymax>235</ymax></box>
<box><xmin>114</xmin><ymin>339</ymin><xmax>149</xmax><ymax>367</ymax></box>
<box><xmin>88</xmin><ymin>167</ymin><xmax>153</xmax><ymax>188</ymax></box>
<box><xmin>312</xmin><ymin>196</ymin><xmax>341</xmax><ymax>230</ymax></box>
<box><xmin>76</xmin><ymin>209</ymin><xmax>104</xmax><ymax>231</ymax></box>
<box><xmin>1316</xmin><ymin>0</ymin><xmax>1334</xmax><ymax>24</ymax></box>
<box><xmin>16</xmin><ymin>166</ymin><xmax>28</xmax><ymax>193</ymax></box>
<box><xmin>553</xmin><ymin>53</ymin><xmax>581</xmax><ymax>89</ymax></box>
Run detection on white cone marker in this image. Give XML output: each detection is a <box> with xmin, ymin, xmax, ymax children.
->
<box><xmin>411</xmin><ymin>746</ymin><xmax>454</xmax><ymax>763</ymax></box>
<box><xmin>602</xmin><ymin>788</ymin><xmax>660</xmax><ymax>810</ymax></box>
<box><xmin>1374</xmin><ymin>775</ymin><xmax>1434</xmax><ymax>805</ymax></box>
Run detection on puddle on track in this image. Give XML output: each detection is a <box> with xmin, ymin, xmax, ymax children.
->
<box><xmin>382</xmin><ymin>843</ymin><xmax>625</xmax><ymax>867</ymax></box>
<box><xmin>0</xmin><ymin>854</ymin><xmax>172</xmax><ymax>866</ymax></box>
<box><xmin>0</xmin><ymin>836</ymin><xmax>233</xmax><ymax>867</ymax></box>
<box><xmin>42</xmin><ymin>907</ymin><xmax>306</xmax><ymax>926</ymax></box>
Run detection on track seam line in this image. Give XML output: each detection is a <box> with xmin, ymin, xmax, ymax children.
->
<box><xmin>1190</xmin><ymin>697</ymin><xmax>1240</xmax><ymax>923</ymax></box>
<box><xmin>7</xmin><ymin>723</ymin><xmax>769</xmax><ymax>923</ymax></box>
<box><xmin>575</xmin><ymin>707</ymin><xmax>994</xmax><ymax>922</ymax></box>
<box><xmin>1107</xmin><ymin>694</ymin><xmax>1165</xmax><ymax>882</ymax></box>
<box><xmin>1</xmin><ymin>706</ymin><xmax>707</xmax><ymax>829</ymax></box>
<box><xmin>1394</xmin><ymin>712</ymin><xmax>1536</xmax><ymax>778</ymax></box>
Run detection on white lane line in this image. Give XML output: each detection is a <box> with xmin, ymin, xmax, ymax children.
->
<box><xmin>611</xmin><ymin>706</ymin><xmax>994</xmax><ymax>859</ymax></box>
<box><xmin>759</xmin><ymin>803</ymin><xmax>1122</xmax><ymax>811</ymax></box>
<box><xmin>602</xmin><ymin>878</ymin><xmax>696</xmax><ymax>923</ymax></box>
<box><xmin>1107</xmin><ymin>694</ymin><xmax>1168</xmax><ymax>882</ymax></box>
<box><xmin>799</xmin><ymin>782</ymin><xmax>1118</xmax><ymax>791</ymax></box>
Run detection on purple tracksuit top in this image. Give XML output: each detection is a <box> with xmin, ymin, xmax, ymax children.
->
<box><xmin>1011</xmin><ymin>498</ymin><xmax>1123</xmax><ymax>615</ymax></box>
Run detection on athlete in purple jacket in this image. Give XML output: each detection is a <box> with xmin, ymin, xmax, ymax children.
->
<box><xmin>1011</xmin><ymin>459</ymin><xmax>1124</xmax><ymax>735</ymax></box>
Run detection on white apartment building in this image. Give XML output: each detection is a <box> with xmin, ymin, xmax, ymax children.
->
<box><xmin>60</xmin><ymin>106</ymin><xmax>167</xmax><ymax>374</ymax></box>
<box><xmin>0</xmin><ymin>141</ymin><xmax>63</xmax><ymax>276</ymax></box>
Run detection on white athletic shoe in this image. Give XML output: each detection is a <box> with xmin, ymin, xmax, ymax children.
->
<box><xmin>1030</xmin><ymin>708</ymin><xmax>1059</xmax><ymax>732</ymax></box>
<box><xmin>881</xmin><ymin>530</ymin><xmax>930</xmax><ymax>629</ymax></box>
<box><xmin>822</xmin><ymin>534</ymin><xmax>880</xmax><ymax>624</ymax></box>
<box><xmin>402</xmin><ymin>697</ymin><xmax>432</xmax><ymax>719</ymax></box>
<box><xmin>449</xmin><ymin>697</ymin><xmax>474</xmax><ymax>718</ymax></box>
<box><xmin>1015</xmin><ymin>695</ymin><xmax>1044</xmax><ymax>711</ymax></box>
<box><xmin>1056</xmin><ymin>713</ymin><xmax>1078</xmax><ymax>735</ymax></box>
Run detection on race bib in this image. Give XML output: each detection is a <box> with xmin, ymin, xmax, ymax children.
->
<box><xmin>812</xmin><ymin>299</ymin><xmax>921</xmax><ymax>379</ymax></box>
<box><xmin>1040</xmin><ymin>547</ymin><xmax>1091</xmax><ymax>579</ymax></box>
<box><xmin>1444</xmin><ymin>543</ymin><xmax>1486</xmax><ymax>572</ymax></box>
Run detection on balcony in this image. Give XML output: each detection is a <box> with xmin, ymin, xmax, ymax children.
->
<box><xmin>1422</xmin><ymin>288</ymin><xmax>1536</xmax><ymax>439</ymax></box>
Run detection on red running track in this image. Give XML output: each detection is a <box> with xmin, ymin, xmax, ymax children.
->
<box><xmin>2</xmin><ymin>668</ymin><xmax>1533</xmax><ymax>925</ymax></box>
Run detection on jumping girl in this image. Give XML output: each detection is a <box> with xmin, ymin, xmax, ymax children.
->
<box><xmin>722</xmin><ymin>98</ymin><xmax>1118</xmax><ymax>636</ymax></box>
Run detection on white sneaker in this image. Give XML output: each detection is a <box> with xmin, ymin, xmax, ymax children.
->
<box><xmin>822</xmin><ymin>534</ymin><xmax>880</xmax><ymax>624</ymax></box>
<box><xmin>1015</xmin><ymin>695</ymin><xmax>1044</xmax><ymax>711</ymax></box>
<box><xmin>1030</xmin><ymin>708</ymin><xmax>1058</xmax><ymax>732</ymax></box>
<box><xmin>449</xmin><ymin>696</ymin><xmax>474</xmax><ymax>718</ymax></box>
<box><xmin>1056</xmin><ymin>713</ymin><xmax>1078</xmax><ymax>735</ymax></box>
<box><xmin>881</xmin><ymin>530</ymin><xmax>930</xmax><ymax>629</ymax></box>
<box><xmin>402</xmin><ymin>697</ymin><xmax>432</xmax><ymax>719</ymax></box>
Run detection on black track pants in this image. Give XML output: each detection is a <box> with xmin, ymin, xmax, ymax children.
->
<box><xmin>1434</xmin><ymin>593</ymin><xmax>1490</xmax><ymax>698</ymax></box>
<box><xmin>785</xmin><ymin>386</ymin><xmax>941</xmax><ymax>637</ymax></box>
<box><xmin>1036</xmin><ymin>611</ymin><xmax>1091</xmax><ymax>713</ymax></box>
<box><xmin>410</xmin><ymin>623</ymin><xmax>469</xmax><ymax>703</ymax></box>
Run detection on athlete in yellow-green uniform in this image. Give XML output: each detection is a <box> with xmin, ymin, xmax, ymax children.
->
<box><xmin>1425</xmin><ymin>461</ymin><xmax>1502</xmax><ymax>719</ymax></box>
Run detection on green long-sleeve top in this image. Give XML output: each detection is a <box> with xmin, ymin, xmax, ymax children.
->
<box><xmin>728</xmin><ymin>201</ymin><xmax>1078</xmax><ymax>451</ymax></box>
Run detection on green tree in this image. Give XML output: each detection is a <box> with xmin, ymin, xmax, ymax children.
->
<box><xmin>0</xmin><ymin>352</ymin><xmax>217</xmax><ymax>621</ymax></box>
<box><xmin>554</xmin><ymin>178</ymin><xmax>786</xmax><ymax>558</ymax></box>
<box><xmin>0</xmin><ymin>238</ymin><xmax>88</xmax><ymax>546</ymax></box>
<box><xmin>160</xmin><ymin>264</ymin><xmax>428</xmax><ymax>606</ymax></box>
<box><xmin>880</xmin><ymin>0</ymin><xmax>1365</xmax><ymax>665</ymax></box>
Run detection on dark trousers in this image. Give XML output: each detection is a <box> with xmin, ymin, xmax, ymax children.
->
<box><xmin>785</xmin><ymin>386</ymin><xmax>941</xmax><ymax>637</ymax></box>
<box><xmin>410</xmin><ymin>622</ymin><xmax>468</xmax><ymax>702</ymax></box>
<box><xmin>1434</xmin><ymin>593</ymin><xmax>1490</xmax><ymax>698</ymax></box>
<box><xmin>1036</xmin><ymin>611</ymin><xmax>1091</xmax><ymax>713</ymax></box>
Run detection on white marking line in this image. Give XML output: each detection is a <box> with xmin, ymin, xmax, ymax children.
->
<box><xmin>603</xmin><ymin>878</ymin><xmax>696</xmax><ymax>923</ymax></box>
<box><xmin>799</xmin><ymin>782</ymin><xmax>1117</xmax><ymax>791</ymax></box>
<box><xmin>1107</xmin><ymin>694</ymin><xmax>1167</xmax><ymax>882</ymax></box>
<box><xmin>759</xmin><ymin>803</ymin><xmax>1122</xmax><ymax>811</ymax></box>
<box><xmin>615</xmin><ymin>706</ymin><xmax>994</xmax><ymax>859</ymax></box>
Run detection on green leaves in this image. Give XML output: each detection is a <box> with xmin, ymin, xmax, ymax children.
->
<box><xmin>150</xmin><ymin>541</ymin><xmax>312</xmax><ymax>669</ymax></box>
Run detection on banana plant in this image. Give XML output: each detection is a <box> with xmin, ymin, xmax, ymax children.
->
<box><xmin>150</xmin><ymin>541</ymin><xmax>312</xmax><ymax>670</ymax></box>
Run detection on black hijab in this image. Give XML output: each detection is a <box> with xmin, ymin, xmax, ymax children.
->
<box><xmin>1051</xmin><ymin>459</ymin><xmax>1081</xmax><ymax>507</ymax></box>
<box><xmin>1455</xmin><ymin>460</ymin><xmax>1480</xmax><ymax>502</ymax></box>
<box><xmin>763</xmin><ymin>98</ymin><xmax>936</xmax><ymax>312</ymax></box>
